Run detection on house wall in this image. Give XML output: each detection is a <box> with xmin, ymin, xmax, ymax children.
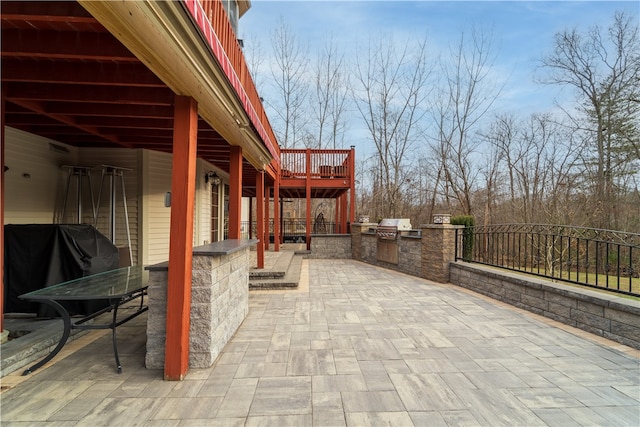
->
<box><xmin>139</xmin><ymin>152</ymin><xmax>228</xmax><ymax>265</ymax></box>
<box><xmin>3</xmin><ymin>127</ymin><xmax>78</xmax><ymax>224</ymax></box>
<box><xmin>3</xmin><ymin>127</ymin><xmax>229</xmax><ymax>268</ymax></box>
<box><xmin>196</xmin><ymin>159</ymin><xmax>211</xmax><ymax>245</ymax></box>
<box><xmin>140</xmin><ymin>150</ymin><xmax>173</xmax><ymax>266</ymax></box>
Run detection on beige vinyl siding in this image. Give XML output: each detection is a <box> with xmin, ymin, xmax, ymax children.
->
<box><xmin>196</xmin><ymin>159</ymin><xmax>212</xmax><ymax>245</ymax></box>
<box><xmin>3</xmin><ymin>127</ymin><xmax>79</xmax><ymax>224</ymax></box>
<box><xmin>141</xmin><ymin>150</ymin><xmax>173</xmax><ymax>265</ymax></box>
<box><xmin>196</xmin><ymin>160</ymin><xmax>231</xmax><ymax>245</ymax></box>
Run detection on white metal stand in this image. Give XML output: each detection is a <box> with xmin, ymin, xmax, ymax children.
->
<box><xmin>95</xmin><ymin>165</ymin><xmax>133</xmax><ymax>267</ymax></box>
<box><xmin>60</xmin><ymin>165</ymin><xmax>95</xmax><ymax>224</ymax></box>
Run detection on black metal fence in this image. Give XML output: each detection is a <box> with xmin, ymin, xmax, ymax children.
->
<box><xmin>455</xmin><ymin>224</ymin><xmax>640</xmax><ymax>297</ymax></box>
<box><xmin>225</xmin><ymin>219</ymin><xmax>344</xmax><ymax>242</ymax></box>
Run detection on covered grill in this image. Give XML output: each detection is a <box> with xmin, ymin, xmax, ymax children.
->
<box><xmin>376</xmin><ymin>219</ymin><xmax>412</xmax><ymax>264</ymax></box>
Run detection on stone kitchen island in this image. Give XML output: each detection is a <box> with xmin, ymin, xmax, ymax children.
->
<box><xmin>145</xmin><ymin>239</ymin><xmax>258</xmax><ymax>369</ymax></box>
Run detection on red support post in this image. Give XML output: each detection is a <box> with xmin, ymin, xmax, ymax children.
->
<box><xmin>274</xmin><ymin>177</ymin><xmax>280</xmax><ymax>251</ymax></box>
<box><xmin>1</xmin><ymin>87</ymin><xmax>6</xmax><ymax>333</ymax></box>
<box><xmin>228</xmin><ymin>146</ymin><xmax>242</xmax><ymax>239</ymax></box>
<box><xmin>305</xmin><ymin>149</ymin><xmax>312</xmax><ymax>250</ymax></box>
<box><xmin>340</xmin><ymin>193</ymin><xmax>348</xmax><ymax>233</ymax></box>
<box><xmin>165</xmin><ymin>95</ymin><xmax>198</xmax><ymax>381</ymax></box>
<box><xmin>349</xmin><ymin>146</ymin><xmax>356</xmax><ymax>225</ymax></box>
<box><xmin>256</xmin><ymin>171</ymin><xmax>265</xmax><ymax>268</ymax></box>
<box><xmin>248</xmin><ymin>197</ymin><xmax>253</xmax><ymax>239</ymax></box>
<box><xmin>264</xmin><ymin>186</ymin><xmax>270</xmax><ymax>250</ymax></box>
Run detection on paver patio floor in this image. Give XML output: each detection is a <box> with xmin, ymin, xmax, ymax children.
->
<box><xmin>1</xmin><ymin>259</ymin><xmax>638</xmax><ymax>426</ymax></box>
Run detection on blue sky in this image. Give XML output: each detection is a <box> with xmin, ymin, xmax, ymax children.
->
<box><xmin>239</xmin><ymin>1</ymin><xmax>638</xmax><ymax>152</ymax></box>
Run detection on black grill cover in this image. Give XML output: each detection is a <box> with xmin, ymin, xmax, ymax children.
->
<box><xmin>3</xmin><ymin>224</ymin><xmax>120</xmax><ymax>316</ymax></box>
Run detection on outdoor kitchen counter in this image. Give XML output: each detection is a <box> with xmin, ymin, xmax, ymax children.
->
<box><xmin>146</xmin><ymin>239</ymin><xmax>258</xmax><ymax>271</ymax></box>
<box><xmin>145</xmin><ymin>239</ymin><xmax>257</xmax><ymax>370</ymax></box>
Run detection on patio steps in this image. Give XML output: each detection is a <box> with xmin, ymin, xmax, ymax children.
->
<box><xmin>249</xmin><ymin>250</ymin><xmax>305</xmax><ymax>289</ymax></box>
<box><xmin>1</xmin><ymin>315</ymin><xmax>88</xmax><ymax>377</ymax></box>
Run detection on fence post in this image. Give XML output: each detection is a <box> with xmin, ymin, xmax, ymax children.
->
<box><xmin>420</xmin><ymin>224</ymin><xmax>464</xmax><ymax>283</ymax></box>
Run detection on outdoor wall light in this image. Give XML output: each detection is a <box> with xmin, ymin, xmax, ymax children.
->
<box><xmin>432</xmin><ymin>213</ymin><xmax>451</xmax><ymax>224</ymax></box>
<box><xmin>205</xmin><ymin>171</ymin><xmax>221</xmax><ymax>185</ymax></box>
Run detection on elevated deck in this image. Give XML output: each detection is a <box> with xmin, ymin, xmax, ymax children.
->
<box><xmin>279</xmin><ymin>148</ymin><xmax>354</xmax><ymax>199</ymax></box>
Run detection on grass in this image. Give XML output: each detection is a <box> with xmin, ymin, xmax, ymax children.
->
<box><xmin>518</xmin><ymin>265</ymin><xmax>640</xmax><ymax>297</ymax></box>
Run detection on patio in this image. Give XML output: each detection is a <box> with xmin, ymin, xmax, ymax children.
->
<box><xmin>1</xmin><ymin>258</ymin><xmax>639</xmax><ymax>426</ymax></box>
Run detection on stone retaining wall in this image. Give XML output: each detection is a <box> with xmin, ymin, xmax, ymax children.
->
<box><xmin>309</xmin><ymin>234</ymin><xmax>352</xmax><ymax>259</ymax></box>
<box><xmin>450</xmin><ymin>262</ymin><xmax>640</xmax><ymax>349</ymax></box>
<box><xmin>358</xmin><ymin>233</ymin><xmax>422</xmax><ymax>276</ymax></box>
<box><xmin>353</xmin><ymin>224</ymin><xmax>461</xmax><ymax>283</ymax></box>
<box><xmin>145</xmin><ymin>241</ymin><xmax>253</xmax><ymax>369</ymax></box>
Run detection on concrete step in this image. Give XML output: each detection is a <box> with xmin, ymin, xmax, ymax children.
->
<box><xmin>1</xmin><ymin>316</ymin><xmax>88</xmax><ymax>377</ymax></box>
<box><xmin>249</xmin><ymin>253</ymin><xmax>303</xmax><ymax>290</ymax></box>
<box><xmin>249</xmin><ymin>250</ymin><xmax>294</xmax><ymax>280</ymax></box>
<box><xmin>249</xmin><ymin>270</ymin><xmax>286</xmax><ymax>279</ymax></box>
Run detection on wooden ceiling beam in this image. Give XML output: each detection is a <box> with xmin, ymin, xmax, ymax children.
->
<box><xmin>34</xmin><ymin>103</ymin><xmax>175</xmax><ymax>118</ymax></box>
<box><xmin>6</xmin><ymin>82</ymin><xmax>174</xmax><ymax>106</ymax></box>
<box><xmin>10</xmin><ymin>98</ymin><xmax>133</xmax><ymax>149</ymax></box>
<box><xmin>74</xmin><ymin>117</ymin><xmax>173</xmax><ymax>129</ymax></box>
<box><xmin>2</xmin><ymin>59</ymin><xmax>165</xmax><ymax>87</ymax></box>
<box><xmin>1</xmin><ymin>29</ymin><xmax>136</xmax><ymax>61</ymax></box>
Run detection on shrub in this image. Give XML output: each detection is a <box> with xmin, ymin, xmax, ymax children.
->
<box><xmin>451</xmin><ymin>215</ymin><xmax>475</xmax><ymax>260</ymax></box>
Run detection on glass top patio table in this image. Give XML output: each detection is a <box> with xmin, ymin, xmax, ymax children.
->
<box><xmin>18</xmin><ymin>265</ymin><xmax>148</xmax><ymax>375</ymax></box>
<box><xmin>19</xmin><ymin>265</ymin><xmax>147</xmax><ymax>301</ymax></box>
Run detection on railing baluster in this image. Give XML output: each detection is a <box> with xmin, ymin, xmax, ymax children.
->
<box><xmin>576</xmin><ymin>237</ymin><xmax>580</xmax><ymax>284</ymax></box>
<box><xmin>617</xmin><ymin>244</ymin><xmax>621</xmax><ymax>291</ymax></box>
<box><xmin>629</xmin><ymin>246</ymin><xmax>634</xmax><ymax>293</ymax></box>
<box><xmin>606</xmin><ymin>242</ymin><xmax>610</xmax><ymax>289</ymax></box>
<box><xmin>567</xmin><ymin>235</ymin><xmax>572</xmax><ymax>282</ymax></box>
<box><xmin>595</xmin><ymin>241</ymin><xmax>600</xmax><ymax>287</ymax></box>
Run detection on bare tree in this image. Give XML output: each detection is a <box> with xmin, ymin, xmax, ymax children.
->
<box><xmin>243</xmin><ymin>34</ymin><xmax>265</xmax><ymax>91</ymax></box>
<box><xmin>431</xmin><ymin>27</ymin><xmax>504</xmax><ymax>216</ymax></box>
<box><xmin>269</xmin><ymin>18</ymin><xmax>309</xmax><ymax>148</ymax></box>
<box><xmin>352</xmin><ymin>35</ymin><xmax>432</xmax><ymax>218</ymax></box>
<box><xmin>484</xmin><ymin>113</ymin><xmax>582</xmax><ymax>225</ymax></box>
<box><xmin>479</xmin><ymin>138</ymin><xmax>504</xmax><ymax>227</ymax></box>
<box><xmin>539</xmin><ymin>11</ymin><xmax>640</xmax><ymax>229</ymax></box>
<box><xmin>311</xmin><ymin>37</ymin><xmax>350</xmax><ymax>149</ymax></box>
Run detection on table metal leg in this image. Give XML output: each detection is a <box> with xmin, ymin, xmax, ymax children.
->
<box><xmin>111</xmin><ymin>302</ymin><xmax>122</xmax><ymax>374</ymax></box>
<box><xmin>22</xmin><ymin>299</ymin><xmax>71</xmax><ymax>375</ymax></box>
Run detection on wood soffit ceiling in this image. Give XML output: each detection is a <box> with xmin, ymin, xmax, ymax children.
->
<box><xmin>1</xmin><ymin>0</ymin><xmax>263</xmax><ymax>185</ymax></box>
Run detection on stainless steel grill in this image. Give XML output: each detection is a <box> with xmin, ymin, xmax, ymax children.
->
<box><xmin>376</xmin><ymin>219</ymin><xmax>412</xmax><ymax>240</ymax></box>
<box><xmin>376</xmin><ymin>219</ymin><xmax>412</xmax><ymax>265</ymax></box>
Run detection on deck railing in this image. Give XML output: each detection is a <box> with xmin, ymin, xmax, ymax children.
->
<box><xmin>187</xmin><ymin>0</ymin><xmax>279</xmax><ymax>160</ymax></box>
<box><xmin>281</xmin><ymin>149</ymin><xmax>352</xmax><ymax>179</ymax></box>
<box><xmin>224</xmin><ymin>219</ymin><xmax>347</xmax><ymax>242</ymax></box>
<box><xmin>455</xmin><ymin>224</ymin><xmax>640</xmax><ymax>297</ymax></box>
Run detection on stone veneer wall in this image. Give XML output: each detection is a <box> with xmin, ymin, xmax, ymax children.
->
<box><xmin>398</xmin><ymin>237</ymin><xmax>422</xmax><ymax>277</ymax></box>
<box><xmin>421</xmin><ymin>225</ymin><xmax>460</xmax><ymax>283</ymax></box>
<box><xmin>358</xmin><ymin>233</ymin><xmax>422</xmax><ymax>276</ymax></box>
<box><xmin>309</xmin><ymin>234</ymin><xmax>352</xmax><ymax>259</ymax></box>
<box><xmin>355</xmin><ymin>225</ymin><xmax>460</xmax><ymax>283</ymax></box>
<box><xmin>146</xmin><ymin>240</ymin><xmax>254</xmax><ymax>369</ymax></box>
<box><xmin>450</xmin><ymin>262</ymin><xmax>640</xmax><ymax>350</ymax></box>
<box><xmin>350</xmin><ymin>223</ymin><xmax>375</xmax><ymax>260</ymax></box>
